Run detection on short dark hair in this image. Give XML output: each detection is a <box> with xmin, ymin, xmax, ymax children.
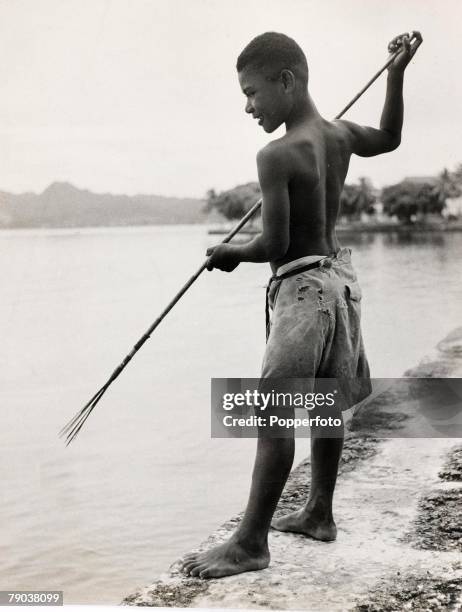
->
<box><xmin>236</xmin><ymin>32</ymin><xmax>308</xmax><ymax>86</ymax></box>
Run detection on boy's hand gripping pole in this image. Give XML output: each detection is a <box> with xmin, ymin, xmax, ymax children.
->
<box><xmin>60</xmin><ymin>31</ymin><xmax>422</xmax><ymax>445</ymax></box>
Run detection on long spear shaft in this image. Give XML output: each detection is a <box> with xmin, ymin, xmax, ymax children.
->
<box><xmin>60</xmin><ymin>34</ymin><xmax>421</xmax><ymax>444</ymax></box>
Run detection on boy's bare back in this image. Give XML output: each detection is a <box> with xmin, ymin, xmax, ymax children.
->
<box><xmin>261</xmin><ymin>118</ymin><xmax>353</xmax><ymax>269</ymax></box>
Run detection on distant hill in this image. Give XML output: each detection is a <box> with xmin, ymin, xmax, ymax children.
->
<box><xmin>0</xmin><ymin>182</ymin><xmax>207</xmax><ymax>228</ymax></box>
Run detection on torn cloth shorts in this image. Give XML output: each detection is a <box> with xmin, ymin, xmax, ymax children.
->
<box><xmin>262</xmin><ymin>247</ymin><xmax>372</xmax><ymax>410</ymax></box>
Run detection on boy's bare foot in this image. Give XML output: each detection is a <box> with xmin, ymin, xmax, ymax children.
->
<box><xmin>180</xmin><ymin>537</ymin><xmax>270</xmax><ymax>579</ymax></box>
<box><xmin>271</xmin><ymin>508</ymin><xmax>337</xmax><ymax>541</ymax></box>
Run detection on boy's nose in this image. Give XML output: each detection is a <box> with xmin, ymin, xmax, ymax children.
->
<box><xmin>245</xmin><ymin>100</ymin><xmax>254</xmax><ymax>114</ymax></box>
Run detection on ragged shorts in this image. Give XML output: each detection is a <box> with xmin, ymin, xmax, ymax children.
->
<box><xmin>261</xmin><ymin>247</ymin><xmax>372</xmax><ymax>410</ymax></box>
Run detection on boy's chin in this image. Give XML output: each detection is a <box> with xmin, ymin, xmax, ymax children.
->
<box><xmin>262</xmin><ymin>122</ymin><xmax>279</xmax><ymax>134</ymax></box>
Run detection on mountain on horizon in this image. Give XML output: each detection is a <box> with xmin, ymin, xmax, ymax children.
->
<box><xmin>0</xmin><ymin>182</ymin><xmax>207</xmax><ymax>228</ymax></box>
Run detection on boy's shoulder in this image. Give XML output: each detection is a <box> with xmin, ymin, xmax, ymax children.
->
<box><xmin>257</xmin><ymin>135</ymin><xmax>290</xmax><ymax>157</ymax></box>
<box><xmin>256</xmin><ymin>138</ymin><xmax>291</xmax><ymax>173</ymax></box>
<box><xmin>256</xmin><ymin>129</ymin><xmax>316</xmax><ymax>166</ymax></box>
<box><xmin>331</xmin><ymin>119</ymin><xmax>360</xmax><ymax>142</ymax></box>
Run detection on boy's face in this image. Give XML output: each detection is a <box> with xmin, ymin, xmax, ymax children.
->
<box><xmin>238</xmin><ymin>67</ymin><xmax>290</xmax><ymax>133</ymax></box>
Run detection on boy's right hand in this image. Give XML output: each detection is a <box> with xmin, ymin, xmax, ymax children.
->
<box><xmin>387</xmin><ymin>31</ymin><xmax>422</xmax><ymax>74</ymax></box>
<box><xmin>206</xmin><ymin>244</ymin><xmax>240</xmax><ymax>272</ymax></box>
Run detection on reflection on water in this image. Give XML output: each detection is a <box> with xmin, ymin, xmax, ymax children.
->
<box><xmin>342</xmin><ymin>229</ymin><xmax>448</xmax><ymax>248</ymax></box>
<box><xmin>338</xmin><ymin>232</ymin><xmax>377</xmax><ymax>247</ymax></box>
<box><xmin>0</xmin><ymin>227</ymin><xmax>461</xmax><ymax>604</ymax></box>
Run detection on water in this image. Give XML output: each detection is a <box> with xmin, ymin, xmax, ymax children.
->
<box><xmin>0</xmin><ymin>226</ymin><xmax>461</xmax><ymax>604</ymax></box>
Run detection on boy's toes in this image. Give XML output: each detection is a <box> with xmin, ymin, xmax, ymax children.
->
<box><xmin>181</xmin><ymin>560</ymin><xmax>199</xmax><ymax>575</ymax></box>
<box><xmin>190</xmin><ymin>563</ymin><xmax>208</xmax><ymax>577</ymax></box>
<box><xmin>199</xmin><ymin>568</ymin><xmax>212</xmax><ymax>579</ymax></box>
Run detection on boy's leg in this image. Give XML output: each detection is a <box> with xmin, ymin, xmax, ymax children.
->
<box><xmin>272</xmin><ymin>418</ymin><xmax>344</xmax><ymax>541</ymax></box>
<box><xmin>181</xmin><ymin>417</ymin><xmax>295</xmax><ymax>579</ymax></box>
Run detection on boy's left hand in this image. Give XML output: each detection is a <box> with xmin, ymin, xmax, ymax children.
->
<box><xmin>206</xmin><ymin>244</ymin><xmax>240</xmax><ymax>272</ymax></box>
<box><xmin>387</xmin><ymin>31</ymin><xmax>422</xmax><ymax>73</ymax></box>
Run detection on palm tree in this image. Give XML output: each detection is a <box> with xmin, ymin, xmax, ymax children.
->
<box><xmin>451</xmin><ymin>164</ymin><xmax>462</xmax><ymax>190</ymax></box>
<box><xmin>432</xmin><ymin>168</ymin><xmax>460</xmax><ymax>206</ymax></box>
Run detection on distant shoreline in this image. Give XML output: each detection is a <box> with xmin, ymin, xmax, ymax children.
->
<box><xmin>0</xmin><ymin>223</ymin><xmax>207</xmax><ymax>234</ymax></box>
<box><xmin>0</xmin><ymin>181</ymin><xmax>207</xmax><ymax>228</ymax></box>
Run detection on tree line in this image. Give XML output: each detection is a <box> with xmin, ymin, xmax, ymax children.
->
<box><xmin>205</xmin><ymin>164</ymin><xmax>462</xmax><ymax>225</ymax></box>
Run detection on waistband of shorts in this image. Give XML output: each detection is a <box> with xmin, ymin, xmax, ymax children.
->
<box><xmin>276</xmin><ymin>247</ymin><xmax>352</xmax><ymax>277</ymax></box>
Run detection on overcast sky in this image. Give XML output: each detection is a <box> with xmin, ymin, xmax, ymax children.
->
<box><xmin>1</xmin><ymin>0</ymin><xmax>461</xmax><ymax>197</ymax></box>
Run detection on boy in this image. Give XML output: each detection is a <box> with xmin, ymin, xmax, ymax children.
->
<box><xmin>181</xmin><ymin>31</ymin><xmax>421</xmax><ymax>579</ymax></box>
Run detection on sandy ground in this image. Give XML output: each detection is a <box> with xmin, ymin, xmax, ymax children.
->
<box><xmin>123</xmin><ymin>328</ymin><xmax>462</xmax><ymax>611</ymax></box>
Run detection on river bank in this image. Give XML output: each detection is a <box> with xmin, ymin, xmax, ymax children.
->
<box><xmin>123</xmin><ymin>327</ymin><xmax>462</xmax><ymax>611</ymax></box>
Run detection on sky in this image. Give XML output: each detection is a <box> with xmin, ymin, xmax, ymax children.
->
<box><xmin>1</xmin><ymin>0</ymin><xmax>461</xmax><ymax>198</ymax></box>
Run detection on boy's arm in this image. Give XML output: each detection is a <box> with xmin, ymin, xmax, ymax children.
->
<box><xmin>338</xmin><ymin>31</ymin><xmax>422</xmax><ymax>157</ymax></box>
<box><xmin>206</xmin><ymin>144</ymin><xmax>290</xmax><ymax>271</ymax></box>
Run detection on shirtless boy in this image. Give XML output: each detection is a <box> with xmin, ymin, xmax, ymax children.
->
<box><xmin>181</xmin><ymin>31</ymin><xmax>421</xmax><ymax>579</ymax></box>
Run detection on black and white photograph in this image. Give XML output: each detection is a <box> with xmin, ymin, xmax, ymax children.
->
<box><xmin>1</xmin><ymin>1</ymin><xmax>461</xmax><ymax>610</ymax></box>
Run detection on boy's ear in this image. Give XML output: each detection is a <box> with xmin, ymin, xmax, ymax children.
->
<box><xmin>280</xmin><ymin>69</ymin><xmax>296</xmax><ymax>93</ymax></box>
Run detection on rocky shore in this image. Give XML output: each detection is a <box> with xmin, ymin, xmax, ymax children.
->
<box><xmin>123</xmin><ymin>328</ymin><xmax>462</xmax><ymax>611</ymax></box>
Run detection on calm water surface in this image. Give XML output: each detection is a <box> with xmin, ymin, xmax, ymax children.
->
<box><xmin>0</xmin><ymin>226</ymin><xmax>461</xmax><ymax>604</ymax></box>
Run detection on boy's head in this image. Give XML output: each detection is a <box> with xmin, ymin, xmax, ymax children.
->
<box><xmin>237</xmin><ymin>32</ymin><xmax>309</xmax><ymax>133</ymax></box>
